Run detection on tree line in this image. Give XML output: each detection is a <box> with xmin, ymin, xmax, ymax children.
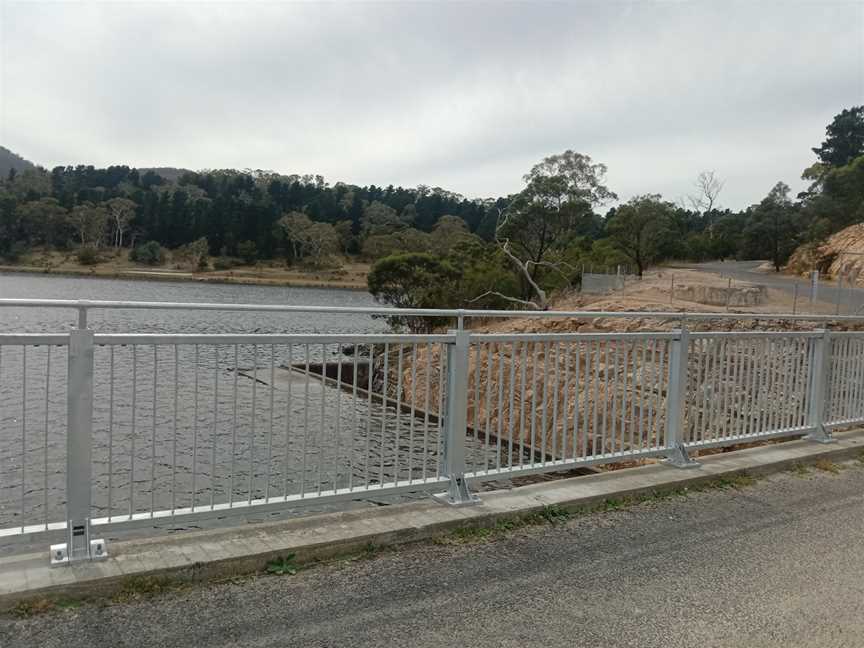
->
<box><xmin>0</xmin><ymin>107</ymin><xmax>861</xmax><ymax>317</ymax></box>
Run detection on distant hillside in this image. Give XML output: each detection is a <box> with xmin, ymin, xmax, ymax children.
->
<box><xmin>138</xmin><ymin>167</ymin><xmax>193</xmax><ymax>182</ymax></box>
<box><xmin>0</xmin><ymin>146</ymin><xmax>36</xmax><ymax>177</ymax></box>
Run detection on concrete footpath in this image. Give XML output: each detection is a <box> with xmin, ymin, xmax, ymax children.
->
<box><xmin>1</xmin><ymin>430</ymin><xmax>863</xmax><ymax>612</ymax></box>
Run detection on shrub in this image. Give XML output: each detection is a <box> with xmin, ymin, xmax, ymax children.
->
<box><xmin>130</xmin><ymin>241</ymin><xmax>165</xmax><ymax>266</ymax></box>
<box><xmin>212</xmin><ymin>256</ymin><xmax>238</xmax><ymax>271</ymax></box>
<box><xmin>76</xmin><ymin>246</ymin><xmax>100</xmax><ymax>265</ymax></box>
<box><xmin>367</xmin><ymin>253</ymin><xmax>459</xmax><ymax>331</ymax></box>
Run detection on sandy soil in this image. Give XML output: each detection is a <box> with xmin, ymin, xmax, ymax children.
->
<box><xmin>0</xmin><ymin>249</ymin><xmax>370</xmax><ymax>290</ymax></box>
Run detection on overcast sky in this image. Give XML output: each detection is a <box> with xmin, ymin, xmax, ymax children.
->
<box><xmin>1</xmin><ymin>1</ymin><xmax>862</xmax><ymax>209</ymax></box>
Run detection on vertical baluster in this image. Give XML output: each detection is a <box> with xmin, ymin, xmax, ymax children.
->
<box><xmin>192</xmin><ymin>345</ymin><xmax>199</xmax><ymax>509</ymax></box>
<box><xmin>266</xmin><ymin>345</ymin><xmax>275</xmax><ymax>500</ymax></box>
<box><xmin>350</xmin><ymin>345</ymin><xmax>359</xmax><ymax>490</ymax></box>
<box><xmin>572</xmin><ymin>341</ymin><xmax>581</xmax><ymax>460</ymax></box>
<box><xmin>561</xmin><ymin>341</ymin><xmax>570</xmax><ymax>462</ymax></box>
<box><xmin>422</xmin><ymin>342</ymin><xmax>431</xmax><ymax>482</ymax></box>
<box><xmin>393</xmin><ymin>344</ymin><xmax>404</xmax><ymax>485</ymax></box>
<box><xmin>601</xmin><ymin>341</ymin><xmax>610</xmax><ymax>456</ymax></box>
<box><xmin>518</xmin><ymin>342</ymin><xmax>528</xmax><ymax>467</ymax></box>
<box><xmin>495</xmin><ymin>341</ymin><xmax>505</xmax><ymax>471</ymax></box>
<box><xmin>408</xmin><ymin>344</ymin><xmax>417</xmax><ymax>483</ymax></box>
<box><xmin>21</xmin><ymin>345</ymin><xmax>27</xmax><ymax>531</ymax></box>
<box><xmin>151</xmin><ymin>345</ymin><xmax>158</xmax><ymax>516</ymax></box>
<box><xmin>436</xmin><ymin>342</ymin><xmax>447</xmax><ymax>477</ymax></box>
<box><xmin>251</xmin><ymin>344</ymin><xmax>258</xmax><ymax>502</ymax></box>
<box><xmin>211</xmin><ymin>345</ymin><xmax>218</xmax><ymax>508</ymax></box>
<box><xmin>529</xmin><ymin>342</ymin><xmax>539</xmax><ymax>465</ymax></box>
<box><xmin>473</xmin><ymin>342</ymin><xmax>481</xmax><ymax>444</ymax></box>
<box><xmin>379</xmin><ymin>343</ymin><xmax>390</xmax><ymax>487</ymax></box>
<box><xmin>484</xmin><ymin>342</ymin><xmax>494</xmax><ymax>472</ymax></box>
<box><xmin>540</xmin><ymin>342</ymin><xmax>550</xmax><ymax>465</ymax></box>
<box><xmin>507</xmin><ymin>341</ymin><xmax>517</xmax><ymax>470</ymax></box>
<box><xmin>43</xmin><ymin>345</ymin><xmax>51</xmax><ymax>528</ymax></box>
<box><xmin>107</xmin><ymin>346</ymin><xmax>114</xmax><ymax>519</ymax></box>
<box><xmin>334</xmin><ymin>343</ymin><xmax>343</xmax><ymax>493</ymax></box>
<box><xmin>130</xmin><ymin>345</ymin><xmax>137</xmax><ymax>516</ymax></box>
<box><xmin>171</xmin><ymin>346</ymin><xmax>179</xmax><ymax>513</ymax></box>
<box><xmin>590</xmin><ymin>341</ymin><xmax>599</xmax><ymax>456</ymax></box>
<box><xmin>283</xmin><ymin>344</ymin><xmax>293</xmax><ymax>498</ymax></box>
<box><xmin>317</xmin><ymin>342</ymin><xmax>326</xmax><ymax>495</ymax></box>
<box><xmin>647</xmin><ymin>340</ymin><xmax>656</xmax><ymax>448</ymax></box>
<box><xmin>301</xmin><ymin>343</ymin><xmax>310</xmax><ymax>497</ymax></box>
<box><xmin>655</xmin><ymin>341</ymin><xmax>667</xmax><ymax>448</ymax></box>
<box><xmin>366</xmin><ymin>344</ymin><xmax>374</xmax><ymax>487</ymax></box>
<box><xmin>621</xmin><ymin>342</ymin><xmax>629</xmax><ymax>453</ymax></box>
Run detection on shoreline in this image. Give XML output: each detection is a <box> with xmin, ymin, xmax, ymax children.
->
<box><xmin>0</xmin><ymin>264</ymin><xmax>370</xmax><ymax>291</ymax></box>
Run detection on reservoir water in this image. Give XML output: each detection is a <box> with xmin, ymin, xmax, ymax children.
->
<box><xmin>0</xmin><ymin>272</ymin><xmax>491</xmax><ymax>539</ymax></box>
<box><xmin>0</xmin><ymin>271</ymin><xmax>388</xmax><ymax>334</ymax></box>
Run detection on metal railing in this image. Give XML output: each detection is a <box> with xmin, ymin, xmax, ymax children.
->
<box><xmin>0</xmin><ymin>299</ymin><xmax>859</xmax><ymax>563</ymax></box>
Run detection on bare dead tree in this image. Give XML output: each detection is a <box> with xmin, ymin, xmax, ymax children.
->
<box><xmin>687</xmin><ymin>170</ymin><xmax>724</xmax><ymax>214</ymax></box>
<box><xmin>489</xmin><ymin>208</ymin><xmax>548</xmax><ymax>309</ymax></box>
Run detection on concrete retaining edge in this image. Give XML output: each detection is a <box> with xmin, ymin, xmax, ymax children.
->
<box><xmin>1</xmin><ymin>429</ymin><xmax>862</xmax><ymax>611</ymax></box>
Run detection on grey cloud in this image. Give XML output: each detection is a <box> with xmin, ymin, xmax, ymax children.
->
<box><xmin>1</xmin><ymin>0</ymin><xmax>861</xmax><ymax>209</ymax></box>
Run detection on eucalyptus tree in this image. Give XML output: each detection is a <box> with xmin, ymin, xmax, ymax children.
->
<box><xmin>494</xmin><ymin>150</ymin><xmax>616</xmax><ymax>308</ymax></box>
<box><xmin>606</xmin><ymin>194</ymin><xmax>676</xmax><ymax>277</ymax></box>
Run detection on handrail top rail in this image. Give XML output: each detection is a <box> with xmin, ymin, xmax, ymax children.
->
<box><xmin>1</xmin><ymin>298</ymin><xmax>864</xmax><ymax>323</ymax></box>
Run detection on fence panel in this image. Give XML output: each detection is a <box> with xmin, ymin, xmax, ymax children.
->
<box><xmin>6</xmin><ymin>322</ymin><xmax>864</xmax><ymax>552</ymax></box>
<box><xmin>684</xmin><ymin>332</ymin><xmax>817</xmax><ymax>448</ymax></box>
<box><xmin>826</xmin><ymin>332</ymin><xmax>864</xmax><ymax>427</ymax></box>
<box><xmin>0</xmin><ymin>335</ymin><xmax>69</xmax><ymax>537</ymax></box>
<box><xmin>88</xmin><ymin>334</ymin><xmax>454</xmax><ymax>524</ymax></box>
<box><xmin>461</xmin><ymin>333</ymin><xmax>676</xmax><ymax>479</ymax></box>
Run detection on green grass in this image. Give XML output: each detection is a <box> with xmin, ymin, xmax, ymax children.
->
<box><xmin>265</xmin><ymin>554</ymin><xmax>298</xmax><ymax>576</ymax></box>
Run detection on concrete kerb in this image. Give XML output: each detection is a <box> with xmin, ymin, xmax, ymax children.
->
<box><xmin>2</xmin><ymin>429</ymin><xmax>863</xmax><ymax>611</ymax></box>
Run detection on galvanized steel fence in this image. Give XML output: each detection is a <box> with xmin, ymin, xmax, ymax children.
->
<box><xmin>0</xmin><ymin>299</ymin><xmax>857</xmax><ymax>563</ymax></box>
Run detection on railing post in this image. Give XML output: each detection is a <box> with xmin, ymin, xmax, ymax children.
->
<box><xmin>806</xmin><ymin>329</ymin><xmax>834</xmax><ymax>444</ymax></box>
<box><xmin>664</xmin><ymin>328</ymin><xmax>699</xmax><ymax>468</ymax></box>
<box><xmin>434</xmin><ymin>329</ymin><xmax>479</xmax><ymax>506</ymax></box>
<box><xmin>50</xmin><ymin>324</ymin><xmax>107</xmax><ymax>565</ymax></box>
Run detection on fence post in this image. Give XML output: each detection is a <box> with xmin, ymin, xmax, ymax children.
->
<box><xmin>805</xmin><ymin>329</ymin><xmax>834</xmax><ymax>444</ymax></box>
<box><xmin>810</xmin><ymin>270</ymin><xmax>819</xmax><ymax>304</ymax></box>
<box><xmin>664</xmin><ymin>328</ymin><xmax>699</xmax><ymax>468</ymax></box>
<box><xmin>50</xmin><ymin>323</ymin><xmax>107</xmax><ymax>565</ymax></box>
<box><xmin>434</xmin><ymin>329</ymin><xmax>479</xmax><ymax>506</ymax></box>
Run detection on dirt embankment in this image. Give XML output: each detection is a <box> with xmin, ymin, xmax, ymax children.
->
<box><xmin>787</xmin><ymin>224</ymin><xmax>864</xmax><ymax>284</ymax></box>
<box><xmin>388</xmin><ymin>268</ymin><xmax>861</xmax><ymax>467</ymax></box>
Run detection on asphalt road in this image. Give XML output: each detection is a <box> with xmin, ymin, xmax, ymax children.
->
<box><xmin>685</xmin><ymin>260</ymin><xmax>864</xmax><ymax>315</ymax></box>
<box><xmin>3</xmin><ymin>462</ymin><xmax>864</xmax><ymax>648</ymax></box>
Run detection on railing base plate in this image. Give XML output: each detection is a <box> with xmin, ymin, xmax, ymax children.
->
<box><xmin>433</xmin><ymin>476</ymin><xmax>481</xmax><ymax>507</ymax></box>
<box><xmin>663</xmin><ymin>445</ymin><xmax>700</xmax><ymax>469</ymax></box>
<box><xmin>49</xmin><ymin>539</ymin><xmax>108</xmax><ymax>567</ymax></box>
